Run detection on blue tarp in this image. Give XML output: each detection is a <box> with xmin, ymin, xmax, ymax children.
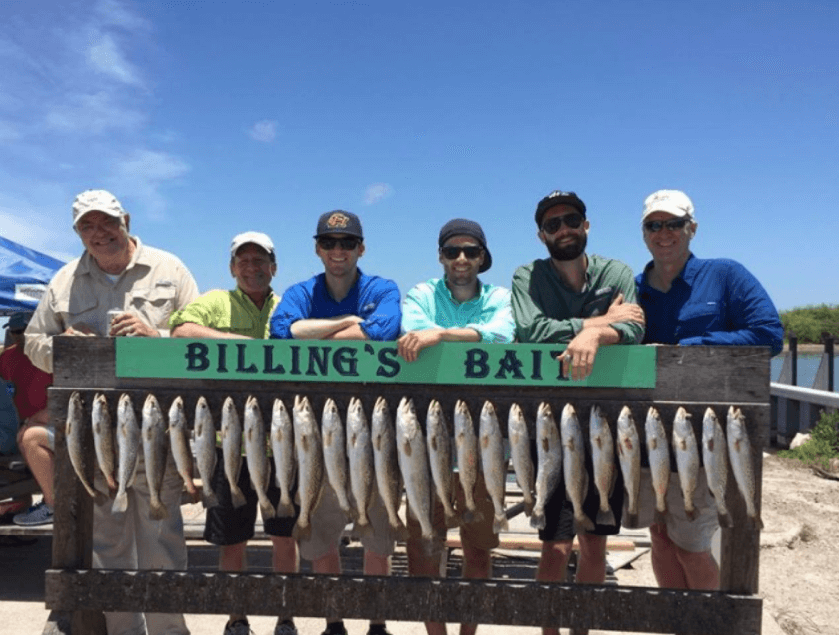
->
<box><xmin>0</xmin><ymin>235</ymin><xmax>64</xmax><ymax>317</ymax></box>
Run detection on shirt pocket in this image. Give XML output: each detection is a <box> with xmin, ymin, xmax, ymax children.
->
<box><xmin>56</xmin><ymin>294</ymin><xmax>101</xmax><ymax>333</ymax></box>
<box><xmin>229</xmin><ymin>313</ymin><xmax>257</xmax><ymax>336</ymax></box>
<box><xmin>676</xmin><ymin>301</ymin><xmax>725</xmax><ymax>339</ymax></box>
<box><xmin>129</xmin><ymin>284</ymin><xmax>177</xmax><ymax>329</ymax></box>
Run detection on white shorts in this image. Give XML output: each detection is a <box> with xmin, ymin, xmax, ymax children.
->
<box><xmin>298</xmin><ymin>481</ymin><xmax>396</xmax><ymax>561</ymax></box>
<box><xmin>632</xmin><ymin>468</ymin><xmax>719</xmax><ymax>553</ymax></box>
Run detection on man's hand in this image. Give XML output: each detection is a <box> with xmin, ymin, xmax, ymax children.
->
<box><xmin>557</xmin><ymin>327</ymin><xmax>605</xmax><ymax>381</ymax></box>
<box><xmin>110</xmin><ymin>313</ymin><xmax>159</xmax><ymax>338</ymax></box>
<box><xmin>398</xmin><ymin>329</ymin><xmax>443</xmax><ymax>362</ymax></box>
<box><xmin>604</xmin><ymin>293</ymin><xmax>645</xmax><ymax>325</ymax></box>
<box><xmin>64</xmin><ymin>324</ymin><xmax>97</xmax><ymax>336</ymax></box>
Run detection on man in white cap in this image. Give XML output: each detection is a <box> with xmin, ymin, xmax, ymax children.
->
<box><xmin>635</xmin><ymin>189</ymin><xmax>783</xmax><ymax>592</ymax></box>
<box><xmin>170</xmin><ymin>232</ymin><xmax>300</xmax><ymax>635</ymax></box>
<box><xmin>25</xmin><ymin>189</ymin><xmax>198</xmax><ymax>635</ymax></box>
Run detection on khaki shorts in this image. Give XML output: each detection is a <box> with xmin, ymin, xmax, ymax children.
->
<box><xmin>406</xmin><ymin>475</ymin><xmax>499</xmax><ymax>552</ymax></box>
<box><xmin>298</xmin><ymin>481</ymin><xmax>396</xmax><ymax>561</ymax></box>
<box><xmin>633</xmin><ymin>468</ymin><xmax>719</xmax><ymax>553</ymax></box>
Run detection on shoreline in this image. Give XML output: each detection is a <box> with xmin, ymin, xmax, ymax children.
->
<box><xmin>783</xmin><ymin>343</ymin><xmax>828</xmax><ymax>354</ymax></box>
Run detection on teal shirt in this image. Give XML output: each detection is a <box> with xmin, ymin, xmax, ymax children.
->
<box><xmin>401</xmin><ymin>278</ymin><xmax>515</xmax><ymax>343</ymax></box>
<box><xmin>511</xmin><ymin>254</ymin><xmax>643</xmax><ymax>344</ymax></box>
<box><xmin>168</xmin><ymin>287</ymin><xmax>279</xmax><ymax>339</ymax></box>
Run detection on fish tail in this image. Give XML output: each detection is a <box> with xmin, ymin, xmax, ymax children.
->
<box><xmin>523</xmin><ymin>496</ymin><xmax>534</xmax><ymax>518</ymax></box>
<box><xmin>105</xmin><ymin>476</ymin><xmax>118</xmax><ymax>491</ymax></box>
<box><xmin>443</xmin><ymin>508</ymin><xmax>460</xmax><ymax>529</ymax></box>
<box><xmin>577</xmin><ymin>513</ymin><xmax>595</xmax><ymax>533</ymax></box>
<box><xmin>751</xmin><ymin>515</ymin><xmax>764</xmax><ymax>531</ymax></box>
<box><xmin>653</xmin><ymin>509</ymin><xmax>668</xmax><ymax>525</ymax></box>
<box><xmin>685</xmin><ymin>506</ymin><xmax>698</xmax><ymax>522</ymax></box>
<box><xmin>354</xmin><ymin>518</ymin><xmax>374</xmax><ymax>539</ymax></box>
<box><xmin>596</xmin><ymin>508</ymin><xmax>616</xmax><ymax>526</ymax></box>
<box><xmin>625</xmin><ymin>512</ymin><xmax>639</xmax><ymax>529</ymax></box>
<box><xmin>493</xmin><ymin>514</ymin><xmax>509</xmax><ymax>534</ymax></box>
<box><xmin>292</xmin><ymin>519</ymin><xmax>311</xmax><ymax>541</ymax></box>
<box><xmin>230</xmin><ymin>486</ymin><xmax>247</xmax><ymax>509</ymax></box>
<box><xmin>530</xmin><ymin>512</ymin><xmax>546</xmax><ymax>531</ymax></box>
<box><xmin>260</xmin><ymin>500</ymin><xmax>276</xmax><ymax>520</ymax></box>
<box><xmin>149</xmin><ymin>499</ymin><xmax>169</xmax><ymax>521</ymax></box>
<box><xmin>718</xmin><ymin>511</ymin><xmax>734</xmax><ymax>528</ymax></box>
<box><xmin>184</xmin><ymin>478</ymin><xmax>198</xmax><ymax>496</ymax></box>
<box><xmin>275</xmin><ymin>499</ymin><xmax>295</xmax><ymax>518</ymax></box>
<box><xmin>112</xmin><ymin>491</ymin><xmax>129</xmax><ymax>514</ymax></box>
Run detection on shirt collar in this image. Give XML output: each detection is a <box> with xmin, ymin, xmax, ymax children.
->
<box><xmin>439</xmin><ymin>276</ymin><xmax>485</xmax><ymax>305</ymax></box>
<box><xmin>78</xmin><ymin>235</ymin><xmax>145</xmax><ymax>276</ymax></box>
<box><xmin>641</xmin><ymin>252</ymin><xmax>698</xmax><ymax>290</ymax></box>
<box><xmin>232</xmin><ymin>285</ymin><xmax>276</xmax><ymax>310</ymax></box>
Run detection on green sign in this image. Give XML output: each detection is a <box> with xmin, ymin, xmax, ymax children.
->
<box><xmin>116</xmin><ymin>339</ymin><xmax>656</xmax><ymax>388</ymax></box>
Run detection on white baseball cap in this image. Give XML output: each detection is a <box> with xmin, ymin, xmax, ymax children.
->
<box><xmin>72</xmin><ymin>189</ymin><xmax>127</xmax><ymax>226</ymax></box>
<box><xmin>642</xmin><ymin>190</ymin><xmax>695</xmax><ymax>222</ymax></box>
<box><xmin>230</xmin><ymin>231</ymin><xmax>275</xmax><ymax>258</ymax></box>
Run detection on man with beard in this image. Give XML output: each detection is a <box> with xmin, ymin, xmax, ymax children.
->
<box><xmin>511</xmin><ymin>190</ymin><xmax>645</xmax><ymax>635</ymax></box>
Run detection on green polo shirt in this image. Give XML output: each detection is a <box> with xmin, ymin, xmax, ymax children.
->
<box><xmin>168</xmin><ymin>287</ymin><xmax>279</xmax><ymax>338</ymax></box>
<box><xmin>511</xmin><ymin>254</ymin><xmax>643</xmax><ymax>344</ymax></box>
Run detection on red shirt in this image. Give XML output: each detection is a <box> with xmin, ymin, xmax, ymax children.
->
<box><xmin>0</xmin><ymin>345</ymin><xmax>52</xmax><ymax>420</ymax></box>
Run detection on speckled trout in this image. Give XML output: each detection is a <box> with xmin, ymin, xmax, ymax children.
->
<box><xmin>673</xmin><ymin>407</ymin><xmax>700</xmax><ymax>521</ymax></box>
<box><xmin>142</xmin><ymin>393</ymin><xmax>170</xmax><ymax>520</ymax></box>
<box><xmin>702</xmin><ymin>407</ymin><xmax>732</xmax><ymax>528</ymax></box>
<box><xmin>271</xmin><ymin>398</ymin><xmax>296</xmax><ymax>518</ymax></box>
<box><xmin>480</xmin><ymin>401</ymin><xmax>508</xmax><ymax>533</ymax></box>
<box><xmin>727</xmin><ymin>406</ymin><xmax>763</xmax><ymax>530</ymax></box>
<box><xmin>244</xmin><ymin>396</ymin><xmax>275</xmax><ymax>521</ymax></box>
<box><xmin>508</xmin><ymin>403</ymin><xmax>535</xmax><ymax>517</ymax></box>
<box><xmin>113</xmin><ymin>393</ymin><xmax>140</xmax><ymax>513</ymax></box>
<box><xmin>531</xmin><ymin>402</ymin><xmax>561</xmax><ymax>531</ymax></box>
<box><xmin>92</xmin><ymin>392</ymin><xmax>117</xmax><ymax>492</ymax></box>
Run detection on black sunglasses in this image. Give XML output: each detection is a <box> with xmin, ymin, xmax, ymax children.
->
<box><xmin>9</xmin><ymin>329</ymin><xmax>25</xmax><ymax>335</ymax></box>
<box><xmin>317</xmin><ymin>236</ymin><xmax>361</xmax><ymax>251</ymax></box>
<box><xmin>440</xmin><ymin>245</ymin><xmax>483</xmax><ymax>261</ymax></box>
<box><xmin>541</xmin><ymin>213</ymin><xmax>584</xmax><ymax>234</ymax></box>
<box><xmin>643</xmin><ymin>218</ymin><xmax>690</xmax><ymax>233</ymax></box>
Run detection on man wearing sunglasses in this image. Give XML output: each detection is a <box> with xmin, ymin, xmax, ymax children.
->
<box><xmin>270</xmin><ymin>210</ymin><xmax>400</xmax><ymax>635</ymax></box>
<box><xmin>398</xmin><ymin>218</ymin><xmax>515</xmax><ymax>635</ymax></box>
<box><xmin>635</xmin><ymin>189</ymin><xmax>782</xmax><ymax>593</ymax></box>
<box><xmin>512</xmin><ymin>189</ymin><xmax>645</xmax><ymax>635</ymax></box>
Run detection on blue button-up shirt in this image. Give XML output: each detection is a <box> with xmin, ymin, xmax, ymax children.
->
<box><xmin>636</xmin><ymin>254</ymin><xmax>783</xmax><ymax>356</ymax></box>
<box><xmin>270</xmin><ymin>268</ymin><xmax>401</xmax><ymax>341</ymax></box>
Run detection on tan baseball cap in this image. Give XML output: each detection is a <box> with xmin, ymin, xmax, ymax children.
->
<box><xmin>72</xmin><ymin>189</ymin><xmax>127</xmax><ymax>226</ymax></box>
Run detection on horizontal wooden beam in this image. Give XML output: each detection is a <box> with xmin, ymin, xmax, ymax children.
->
<box><xmin>45</xmin><ymin>570</ymin><xmax>763</xmax><ymax>635</ymax></box>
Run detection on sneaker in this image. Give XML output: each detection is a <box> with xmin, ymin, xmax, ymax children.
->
<box><xmin>367</xmin><ymin>626</ymin><xmax>394</xmax><ymax>635</ymax></box>
<box><xmin>321</xmin><ymin>622</ymin><xmax>348</xmax><ymax>635</ymax></box>
<box><xmin>13</xmin><ymin>501</ymin><xmax>54</xmax><ymax>526</ymax></box>
<box><xmin>274</xmin><ymin>619</ymin><xmax>298</xmax><ymax>635</ymax></box>
<box><xmin>223</xmin><ymin>619</ymin><xmax>253</xmax><ymax>635</ymax></box>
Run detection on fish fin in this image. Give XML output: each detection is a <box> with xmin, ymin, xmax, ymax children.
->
<box><xmin>203</xmin><ymin>491</ymin><xmax>220</xmax><ymax>509</ymax></box>
<box><xmin>624</xmin><ymin>512</ymin><xmax>640</xmax><ymax>529</ymax></box>
<box><xmin>292</xmin><ymin>521</ymin><xmax>311</xmax><ymax>541</ymax></box>
<box><xmin>596</xmin><ymin>508</ymin><xmax>616</xmax><ymax>526</ymax></box>
<box><xmin>530</xmin><ymin>512</ymin><xmax>546</xmax><ymax>531</ymax></box>
<box><xmin>112</xmin><ymin>491</ymin><xmax>129</xmax><ymax>514</ymax></box>
<box><xmin>718</xmin><ymin>512</ymin><xmax>733</xmax><ymax>528</ymax></box>
<box><xmin>430</xmin><ymin>436</ymin><xmax>439</xmax><ymax>452</ymax></box>
<box><xmin>353</xmin><ymin>517</ymin><xmax>374</xmax><ymax>538</ymax></box>
<box><xmin>649</xmin><ymin>438</ymin><xmax>658</xmax><ymax>450</ymax></box>
<box><xmin>260</xmin><ymin>501</ymin><xmax>276</xmax><ymax>520</ymax></box>
<box><xmin>493</xmin><ymin>514</ymin><xmax>509</xmax><ymax>533</ymax></box>
<box><xmin>708</xmin><ymin>438</ymin><xmax>715</xmax><ymax>452</ymax></box>
<box><xmin>105</xmin><ymin>476</ymin><xmax>118</xmax><ymax>491</ymax></box>
<box><xmin>324</xmin><ymin>430</ymin><xmax>333</xmax><ymax>446</ymax></box>
<box><xmin>576</xmin><ymin>513</ymin><xmax>595</xmax><ymax>533</ymax></box>
<box><xmin>149</xmin><ymin>500</ymin><xmax>169</xmax><ymax>521</ymax></box>
<box><xmin>523</xmin><ymin>497</ymin><xmax>534</xmax><ymax>517</ymax></box>
<box><xmin>752</xmin><ymin>515</ymin><xmax>764</xmax><ymax>531</ymax></box>
<box><xmin>230</xmin><ymin>486</ymin><xmax>247</xmax><ymax>509</ymax></box>
<box><xmin>685</xmin><ymin>506</ymin><xmax>698</xmax><ymax>521</ymax></box>
<box><xmin>444</xmin><ymin>509</ymin><xmax>460</xmax><ymax>529</ymax></box>
<box><xmin>402</xmin><ymin>440</ymin><xmax>412</xmax><ymax>457</ymax></box>
<box><xmin>481</xmin><ymin>435</ymin><xmax>489</xmax><ymax>450</ymax></box>
<box><xmin>275</xmin><ymin>500</ymin><xmax>295</xmax><ymax>518</ymax></box>
<box><xmin>374</xmin><ymin>435</ymin><xmax>382</xmax><ymax>452</ymax></box>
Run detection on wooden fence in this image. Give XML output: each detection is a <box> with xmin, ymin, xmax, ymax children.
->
<box><xmin>43</xmin><ymin>338</ymin><xmax>768</xmax><ymax>634</ymax></box>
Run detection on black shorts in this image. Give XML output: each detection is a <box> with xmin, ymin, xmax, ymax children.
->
<box><xmin>539</xmin><ymin>452</ymin><xmax>625</xmax><ymax>542</ymax></box>
<box><xmin>203</xmin><ymin>448</ymin><xmax>300</xmax><ymax>546</ymax></box>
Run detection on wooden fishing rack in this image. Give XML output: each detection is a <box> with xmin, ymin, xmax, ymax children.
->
<box><xmin>43</xmin><ymin>337</ymin><xmax>768</xmax><ymax>634</ymax></box>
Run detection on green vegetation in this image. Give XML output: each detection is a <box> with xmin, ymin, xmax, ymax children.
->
<box><xmin>780</xmin><ymin>304</ymin><xmax>839</xmax><ymax>343</ymax></box>
<box><xmin>778</xmin><ymin>410</ymin><xmax>839</xmax><ymax>469</ymax></box>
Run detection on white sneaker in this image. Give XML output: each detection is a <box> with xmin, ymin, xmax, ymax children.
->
<box><xmin>13</xmin><ymin>501</ymin><xmax>54</xmax><ymax>526</ymax></box>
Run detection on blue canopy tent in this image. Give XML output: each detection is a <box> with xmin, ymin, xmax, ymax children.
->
<box><xmin>0</xmin><ymin>235</ymin><xmax>64</xmax><ymax>317</ymax></box>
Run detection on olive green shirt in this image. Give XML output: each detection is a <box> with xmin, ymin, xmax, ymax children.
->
<box><xmin>511</xmin><ymin>254</ymin><xmax>643</xmax><ymax>344</ymax></box>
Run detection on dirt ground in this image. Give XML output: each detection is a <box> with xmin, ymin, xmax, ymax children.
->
<box><xmin>616</xmin><ymin>451</ymin><xmax>839</xmax><ymax>635</ymax></box>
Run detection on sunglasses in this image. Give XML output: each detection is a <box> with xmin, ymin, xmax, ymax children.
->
<box><xmin>541</xmin><ymin>213</ymin><xmax>584</xmax><ymax>234</ymax></box>
<box><xmin>643</xmin><ymin>218</ymin><xmax>690</xmax><ymax>233</ymax></box>
<box><xmin>440</xmin><ymin>245</ymin><xmax>483</xmax><ymax>261</ymax></box>
<box><xmin>9</xmin><ymin>329</ymin><xmax>25</xmax><ymax>335</ymax></box>
<box><xmin>317</xmin><ymin>236</ymin><xmax>361</xmax><ymax>251</ymax></box>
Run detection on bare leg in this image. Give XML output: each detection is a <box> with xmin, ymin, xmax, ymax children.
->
<box><xmin>537</xmin><ymin>539</ymin><xmax>574</xmax><ymax>635</ymax></box>
<box><xmin>365</xmin><ymin>550</ymin><xmax>391</xmax><ymax>628</ymax></box>
<box><xmin>650</xmin><ymin>522</ymin><xmax>719</xmax><ymax>589</ymax></box>
<box><xmin>17</xmin><ymin>423</ymin><xmax>54</xmax><ymax>506</ymax></box>
<box><xmin>459</xmin><ymin>545</ymin><xmax>491</xmax><ymax>635</ymax></box>
<box><xmin>575</xmin><ymin>534</ymin><xmax>607</xmax><ymax>584</ymax></box>
<box><xmin>313</xmin><ymin>546</ymin><xmax>342</xmax><ymax>624</ymax></box>
<box><xmin>406</xmin><ymin>537</ymin><xmax>447</xmax><ymax>635</ymax></box>
<box><xmin>220</xmin><ymin>542</ymin><xmax>248</xmax><ymax>624</ymax></box>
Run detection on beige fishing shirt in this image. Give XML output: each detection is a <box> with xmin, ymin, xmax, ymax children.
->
<box><xmin>25</xmin><ymin>236</ymin><xmax>199</xmax><ymax>373</ymax></box>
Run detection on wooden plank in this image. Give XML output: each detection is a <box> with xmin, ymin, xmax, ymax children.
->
<box><xmin>52</xmin><ymin>338</ymin><xmax>771</xmax><ymax>405</ymax></box>
<box><xmin>44</xmin><ymin>569</ymin><xmax>763</xmax><ymax>634</ymax></box>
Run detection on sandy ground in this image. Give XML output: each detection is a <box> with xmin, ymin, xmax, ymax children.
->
<box><xmin>3</xmin><ymin>450</ymin><xmax>835</xmax><ymax>634</ymax></box>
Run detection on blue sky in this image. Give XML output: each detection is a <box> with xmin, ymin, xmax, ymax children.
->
<box><xmin>1</xmin><ymin>0</ymin><xmax>837</xmax><ymax>312</ymax></box>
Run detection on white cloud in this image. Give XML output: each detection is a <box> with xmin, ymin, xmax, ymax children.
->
<box><xmin>364</xmin><ymin>183</ymin><xmax>394</xmax><ymax>205</ymax></box>
<box><xmin>44</xmin><ymin>91</ymin><xmax>144</xmax><ymax>134</ymax></box>
<box><xmin>109</xmin><ymin>150</ymin><xmax>190</xmax><ymax>220</ymax></box>
<box><xmin>248</xmin><ymin>120</ymin><xmax>278</xmax><ymax>143</ymax></box>
<box><xmin>94</xmin><ymin>0</ymin><xmax>151</xmax><ymax>32</ymax></box>
<box><xmin>88</xmin><ymin>33</ymin><xmax>143</xmax><ymax>87</ymax></box>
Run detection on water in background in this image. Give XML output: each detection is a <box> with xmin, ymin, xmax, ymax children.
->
<box><xmin>771</xmin><ymin>353</ymin><xmax>838</xmax><ymax>388</ymax></box>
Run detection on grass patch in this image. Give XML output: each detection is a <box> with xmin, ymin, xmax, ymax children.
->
<box><xmin>778</xmin><ymin>410</ymin><xmax>839</xmax><ymax>470</ymax></box>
